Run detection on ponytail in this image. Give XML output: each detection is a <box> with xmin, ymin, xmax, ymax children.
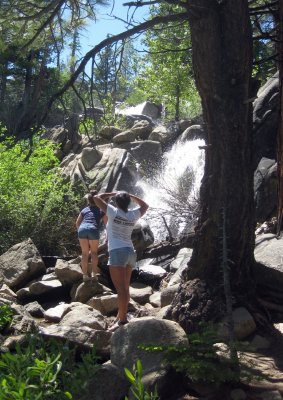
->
<box><xmin>87</xmin><ymin>189</ymin><xmax>97</xmax><ymax>206</ymax></box>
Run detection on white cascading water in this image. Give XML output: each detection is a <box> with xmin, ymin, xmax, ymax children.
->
<box><xmin>136</xmin><ymin>138</ymin><xmax>205</xmax><ymax>241</ymax></box>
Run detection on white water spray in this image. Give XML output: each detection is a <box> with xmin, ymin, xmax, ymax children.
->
<box><xmin>137</xmin><ymin>138</ymin><xmax>205</xmax><ymax>241</ymax></box>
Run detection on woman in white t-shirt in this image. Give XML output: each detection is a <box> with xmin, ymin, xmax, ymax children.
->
<box><xmin>94</xmin><ymin>191</ymin><xmax>148</xmax><ymax>331</ymax></box>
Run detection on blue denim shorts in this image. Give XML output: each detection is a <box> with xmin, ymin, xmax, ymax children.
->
<box><xmin>78</xmin><ymin>223</ymin><xmax>99</xmax><ymax>240</ymax></box>
<box><xmin>108</xmin><ymin>247</ymin><xmax>136</xmax><ymax>268</ymax></box>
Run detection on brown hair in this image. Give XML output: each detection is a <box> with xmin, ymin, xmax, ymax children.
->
<box><xmin>115</xmin><ymin>191</ymin><xmax>131</xmax><ymax>212</ymax></box>
<box><xmin>86</xmin><ymin>189</ymin><xmax>97</xmax><ymax>206</ymax></box>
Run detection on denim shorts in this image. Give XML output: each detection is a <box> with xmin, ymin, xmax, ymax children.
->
<box><xmin>78</xmin><ymin>223</ymin><xmax>99</xmax><ymax>240</ymax></box>
<box><xmin>108</xmin><ymin>247</ymin><xmax>136</xmax><ymax>268</ymax></box>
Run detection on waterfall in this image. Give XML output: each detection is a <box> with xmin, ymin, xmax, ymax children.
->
<box><xmin>136</xmin><ymin>138</ymin><xmax>205</xmax><ymax>242</ymax></box>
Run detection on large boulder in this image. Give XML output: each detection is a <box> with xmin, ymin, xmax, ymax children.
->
<box><xmin>112</xmin><ymin>130</ymin><xmax>137</xmax><ymax>143</ymax></box>
<box><xmin>254</xmin><ymin>233</ymin><xmax>283</xmax><ymax>289</ymax></box>
<box><xmin>110</xmin><ymin>317</ymin><xmax>188</xmax><ymax>373</ymax></box>
<box><xmin>148</xmin><ymin>125</ymin><xmax>175</xmax><ymax>146</ymax></box>
<box><xmin>100</xmin><ymin>126</ymin><xmax>122</xmax><ymax>140</ymax></box>
<box><xmin>180</xmin><ymin>124</ymin><xmax>206</xmax><ymax>142</ymax></box>
<box><xmin>131</xmin><ymin>219</ymin><xmax>155</xmax><ymax>256</ymax></box>
<box><xmin>114</xmin><ymin>140</ymin><xmax>162</xmax><ymax>169</ymax></box>
<box><xmin>254</xmin><ymin>158</ymin><xmax>277</xmax><ymax>222</ymax></box>
<box><xmin>253</xmin><ymin>72</ymin><xmax>279</xmax><ymax>169</ymax></box>
<box><xmin>0</xmin><ymin>239</ymin><xmax>46</xmax><ymax>290</ymax></box>
<box><xmin>81</xmin><ymin>147</ymin><xmax>103</xmax><ymax>171</ymax></box>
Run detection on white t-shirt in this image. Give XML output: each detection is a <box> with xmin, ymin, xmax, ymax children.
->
<box><xmin>106</xmin><ymin>203</ymin><xmax>141</xmax><ymax>251</ymax></box>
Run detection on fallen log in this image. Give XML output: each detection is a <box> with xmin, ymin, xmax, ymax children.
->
<box><xmin>141</xmin><ymin>232</ymin><xmax>195</xmax><ymax>258</ymax></box>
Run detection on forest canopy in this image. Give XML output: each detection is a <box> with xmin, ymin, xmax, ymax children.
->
<box><xmin>0</xmin><ymin>0</ymin><xmax>278</xmax><ymax>139</ymax></box>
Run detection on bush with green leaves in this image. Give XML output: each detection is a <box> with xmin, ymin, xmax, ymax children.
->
<box><xmin>0</xmin><ymin>305</ymin><xmax>13</xmax><ymax>332</ymax></box>
<box><xmin>0</xmin><ymin>133</ymin><xmax>80</xmax><ymax>256</ymax></box>
<box><xmin>140</xmin><ymin>325</ymin><xmax>260</xmax><ymax>386</ymax></box>
<box><xmin>124</xmin><ymin>359</ymin><xmax>159</xmax><ymax>400</ymax></box>
<box><xmin>0</xmin><ymin>334</ymin><xmax>100</xmax><ymax>399</ymax></box>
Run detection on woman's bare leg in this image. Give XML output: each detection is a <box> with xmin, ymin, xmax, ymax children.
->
<box><xmin>89</xmin><ymin>240</ymin><xmax>99</xmax><ymax>275</ymax></box>
<box><xmin>109</xmin><ymin>266</ymin><xmax>132</xmax><ymax>322</ymax></box>
<box><xmin>79</xmin><ymin>239</ymin><xmax>90</xmax><ymax>275</ymax></box>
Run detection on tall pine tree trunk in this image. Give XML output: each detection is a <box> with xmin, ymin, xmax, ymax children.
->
<box><xmin>185</xmin><ymin>0</ymin><xmax>255</xmax><ymax>292</ymax></box>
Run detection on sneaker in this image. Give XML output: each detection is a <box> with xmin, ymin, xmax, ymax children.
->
<box><xmin>108</xmin><ymin>320</ymin><xmax>128</xmax><ymax>333</ymax></box>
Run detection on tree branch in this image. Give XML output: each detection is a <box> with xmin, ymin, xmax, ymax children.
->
<box><xmin>40</xmin><ymin>11</ymin><xmax>188</xmax><ymax>125</ymax></box>
<box><xmin>21</xmin><ymin>0</ymin><xmax>66</xmax><ymax>50</ymax></box>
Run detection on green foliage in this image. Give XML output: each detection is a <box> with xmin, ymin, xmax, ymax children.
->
<box><xmin>140</xmin><ymin>325</ymin><xmax>259</xmax><ymax>385</ymax></box>
<box><xmin>0</xmin><ymin>133</ymin><xmax>79</xmax><ymax>256</ymax></box>
<box><xmin>127</xmin><ymin>4</ymin><xmax>201</xmax><ymax>121</ymax></box>
<box><xmin>0</xmin><ymin>305</ymin><xmax>13</xmax><ymax>332</ymax></box>
<box><xmin>0</xmin><ymin>334</ymin><xmax>100</xmax><ymax>399</ymax></box>
<box><xmin>250</xmin><ymin>0</ymin><xmax>277</xmax><ymax>82</ymax></box>
<box><xmin>124</xmin><ymin>359</ymin><xmax>159</xmax><ymax>400</ymax></box>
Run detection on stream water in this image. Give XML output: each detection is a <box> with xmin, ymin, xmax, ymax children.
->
<box><xmin>136</xmin><ymin>138</ymin><xmax>205</xmax><ymax>242</ymax></box>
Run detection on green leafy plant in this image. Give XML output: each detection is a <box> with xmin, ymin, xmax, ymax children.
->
<box><xmin>0</xmin><ymin>132</ymin><xmax>80</xmax><ymax>255</ymax></box>
<box><xmin>140</xmin><ymin>325</ymin><xmax>261</xmax><ymax>385</ymax></box>
<box><xmin>124</xmin><ymin>359</ymin><xmax>159</xmax><ymax>400</ymax></box>
<box><xmin>0</xmin><ymin>334</ymin><xmax>100</xmax><ymax>399</ymax></box>
<box><xmin>0</xmin><ymin>305</ymin><xmax>13</xmax><ymax>332</ymax></box>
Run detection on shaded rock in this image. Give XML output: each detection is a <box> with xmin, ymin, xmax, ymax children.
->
<box><xmin>254</xmin><ymin>158</ymin><xmax>277</xmax><ymax>222</ymax></box>
<box><xmin>71</xmin><ymin>279</ymin><xmax>105</xmax><ymax>303</ymax></box>
<box><xmin>130</xmin><ymin>120</ymin><xmax>153</xmax><ymax>140</ymax></box>
<box><xmin>155</xmin><ymin>305</ymin><xmax>171</xmax><ymax>320</ymax></box>
<box><xmin>29</xmin><ymin>279</ymin><xmax>62</xmax><ymax>295</ymax></box>
<box><xmin>127</xmin><ymin>366</ymin><xmax>184</xmax><ymax>400</ymax></box>
<box><xmin>180</xmin><ymin>124</ymin><xmax>206</xmax><ymax>141</ymax></box>
<box><xmin>253</xmin><ymin>72</ymin><xmax>279</xmax><ymax>169</ymax></box>
<box><xmin>100</xmin><ymin>126</ymin><xmax>122</xmax><ymax>140</ymax></box>
<box><xmin>149</xmin><ymin>125</ymin><xmax>173</xmax><ymax>145</ymax></box>
<box><xmin>250</xmin><ymin>334</ymin><xmax>271</xmax><ymax>350</ymax></box>
<box><xmin>39</xmin><ymin>325</ymin><xmax>111</xmax><ymax>357</ymax></box>
<box><xmin>0</xmin><ymin>284</ymin><xmax>17</xmax><ymax>302</ymax></box>
<box><xmin>160</xmin><ymin>284</ymin><xmax>179</xmax><ymax>307</ymax></box>
<box><xmin>139</xmin><ymin>101</ymin><xmax>161</xmax><ymax>119</ymax></box>
<box><xmin>16</xmin><ymin>287</ymin><xmax>34</xmax><ymax>303</ymax></box>
<box><xmin>137</xmin><ymin>264</ymin><xmax>167</xmax><ymax>285</ymax></box>
<box><xmin>112</xmin><ymin>130</ymin><xmax>136</xmax><ymax>143</ymax></box>
<box><xmin>111</xmin><ymin>316</ymin><xmax>188</xmax><ymax>373</ymax></box>
<box><xmin>10</xmin><ymin>314</ymin><xmax>39</xmax><ymax>335</ymax></box>
<box><xmin>170</xmin><ymin>248</ymin><xmax>193</xmax><ymax>273</ymax></box>
<box><xmin>79</xmin><ymin>362</ymin><xmax>130</xmax><ymax>400</ymax></box>
<box><xmin>132</xmin><ymin>220</ymin><xmax>155</xmax><ymax>256</ymax></box>
<box><xmin>254</xmin><ymin>233</ymin><xmax>283</xmax><ymax>289</ymax></box>
<box><xmin>87</xmin><ymin>294</ymin><xmax>118</xmax><ymax>315</ymax></box>
<box><xmin>55</xmin><ymin>259</ymin><xmax>83</xmax><ymax>285</ymax></box>
<box><xmin>179</xmin><ymin>119</ymin><xmax>192</xmax><ymax>132</ymax></box>
<box><xmin>0</xmin><ymin>239</ymin><xmax>46</xmax><ymax>290</ymax></box>
<box><xmin>149</xmin><ymin>292</ymin><xmax>161</xmax><ymax>308</ymax></box>
<box><xmin>130</xmin><ymin>283</ymin><xmax>153</xmax><ymax>305</ymax></box>
<box><xmin>44</xmin><ymin>302</ymin><xmax>71</xmax><ymax>322</ymax></box>
<box><xmin>2</xmin><ymin>334</ymin><xmax>27</xmax><ymax>351</ymax></box>
<box><xmin>230</xmin><ymin>388</ymin><xmax>247</xmax><ymax>400</ymax></box>
<box><xmin>218</xmin><ymin>307</ymin><xmax>257</xmax><ymax>340</ymax></box>
<box><xmin>24</xmin><ymin>301</ymin><xmax>45</xmax><ymax>318</ymax></box>
<box><xmin>59</xmin><ymin>304</ymin><xmax>106</xmax><ymax>330</ymax></box>
<box><xmin>81</xmin><ymin>147</ymin><xmax>103</xmax><ymax>170</ymax></box>
<box><xmin>114</xmin><ymin>140</ymin><xmax>162</xmax><ymax>174</ymax></box>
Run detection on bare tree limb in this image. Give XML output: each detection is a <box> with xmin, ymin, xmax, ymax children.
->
<box><xmin>39</xmin><ymin>11</ymin><xmax>188</xmax><ymax>126</ymax></box>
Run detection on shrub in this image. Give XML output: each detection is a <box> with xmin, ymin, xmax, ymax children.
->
<box><xmin>0</xmin><ymin>334</ymin><xmax>100</xmax><ymax>399</ymax></box>
<box><xmin>0</xmin><ymin>133</ymin><xmax>80</xmax><ymax>256</ymax></box>
<box><xmin>124</xmin><ymin>359</ymin><xmax>159</xmax><ymax>400</ymax></box>
<box><xmin>140</xmin><ymin>324</ymin><xmax>261</xmax><ymax>385</ymax></box>
<box><xmin>0</xmin><ymin>305</ymin><xmax>13</xmax><ymax>332</ymax></box>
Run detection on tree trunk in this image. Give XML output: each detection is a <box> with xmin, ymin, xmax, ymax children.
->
<box><xmin>185</xmin><ymin>0</ymin><xmax>255</xmax><ymax>292</ymax></box>
<box><xmin>276</xmin><ymin>0</ymin><xmax>283</xmax><ymax>235</ymax></box>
